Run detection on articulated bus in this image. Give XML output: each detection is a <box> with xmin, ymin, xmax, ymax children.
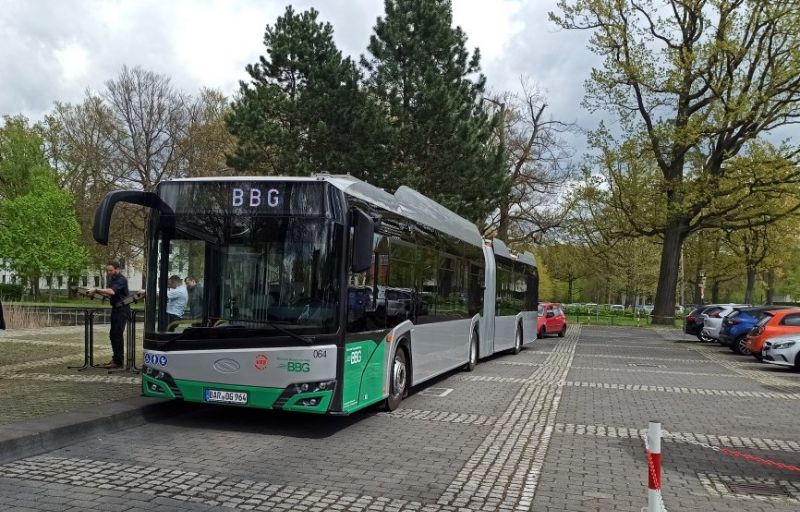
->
<box><xmin>93</xmin><ymin>175</ymin><xmax>538</xmax><ymax>414</ymax></box>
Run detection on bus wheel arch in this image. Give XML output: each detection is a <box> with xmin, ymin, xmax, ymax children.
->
<box><xmin>384</xmin><ymin>341</ymin><xmax>410</xmax><ymax>411</ymax></box>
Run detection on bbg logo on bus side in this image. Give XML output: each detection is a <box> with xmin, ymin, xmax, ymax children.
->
<box><xmin>281</xmin><ymin>360</ymin><xmax>310</xmax><ymax>372</ymax></box>
<box><xmin>349</xmin><ymin>349</ymin><xmax>362</xmax><ymax>365</ymax></box>
<box><xmin>144</xmin><ymin>353</ymin><xmax>168</xmax><ymax>367</ymax></box>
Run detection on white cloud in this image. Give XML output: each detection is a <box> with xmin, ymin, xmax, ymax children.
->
<box><xmin>0</xmin><ymin>0</ymin><xmax>598</xmax><ymax>154</ymax></box>
<box><xmin>452</xmin><ymin>0</ymin><xmax>525</xmax><ymax>61</ymax></box>
<box><xmin>53</xmin><ymin>42</ymin><xmax>91</xmax><ymax>83</ymax></box>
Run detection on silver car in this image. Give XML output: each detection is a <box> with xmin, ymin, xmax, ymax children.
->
<box><xmin>762</xmin><ymin>334</ymin><xmax>800</xmax><ymax>369</ymax></box>
<box><xmin>700</xmin><ymin>304</ymin><xmax>749</xmax><ymax>342</ymax></box>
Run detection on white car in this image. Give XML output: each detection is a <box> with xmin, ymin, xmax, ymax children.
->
<box><xmin>762</xmin><ymin>334</ymin><xmax>800</xmax><ymax>369</ymax></box>
<box><xmin>700</xmin><ymin>304</ymin><xmax>749</xmax><ymax>341</ymax></box>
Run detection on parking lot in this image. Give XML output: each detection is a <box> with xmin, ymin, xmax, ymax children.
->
<box><xmin>1</xmin><ymin>324</ymin><xmax>799</xmax><ymax>511</ymax></box>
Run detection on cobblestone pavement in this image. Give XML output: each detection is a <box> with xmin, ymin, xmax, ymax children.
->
<box><xmin>0</xmin><ymin>324</ymin><xmax>143</xmax><ymax>425</ymax></box>
<box><xmin>1</xmin><ymin>325</ymin><xmax>800</xmax><ymax>511</ymax></box>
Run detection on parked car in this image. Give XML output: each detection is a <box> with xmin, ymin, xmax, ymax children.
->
<box><xmin>537</xmin><ymin>302</ymin><xmax>567</xmax><ymax>338</ymax></box>
<box><xmin>745</xmin><ymin>308</ymin><xmax>800</xmax><ymax>358</ymax></box>
<box><xmin>718</xmin><ymin>306</ymin><xmax>793</xmax><ymax>352</ymax></box>
<box><xmin>683</xmin><ymin>306</ymin><xmax>708</xmax><ymax>337</ymax></box>
<box><xmin>700</xmin><ymin>304</ymin><xmax>749</xmax><ymax>342</ymax></box>
<box><xmin>684</xmin><ymin>304</ymin><xmax>739</xmax><ymax>341</ymax></box>
<box><xmin>762</xmin><ymin>334</ymin><xmax>800</xmax><ymax>369</ymax></box>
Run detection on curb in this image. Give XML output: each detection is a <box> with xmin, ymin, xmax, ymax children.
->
<box><xmin>0</xmin><ymin>397</ymin><xmax>192</xmax><ymax>464</ymax></box>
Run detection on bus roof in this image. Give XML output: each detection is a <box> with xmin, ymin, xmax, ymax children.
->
<box><xmin>164</xmin><ymin>174</ymin><xmax>536</xmax><ymax>265</ymax></box>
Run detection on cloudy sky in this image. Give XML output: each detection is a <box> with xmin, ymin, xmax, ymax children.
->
<box><xmin>0</xmin><ymin>0</ymin><xmax>601</xmax><ymax>150</ymax></box>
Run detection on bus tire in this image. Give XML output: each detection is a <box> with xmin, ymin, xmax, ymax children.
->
<box><xmin>465</xmin><ymin>329</ymin><xmax>479</xmax><ymax>371</ymax></box>
<box><xmin>512</xmin><ymin>325</ymin><xmax>523</xmax><ymax>354</ymax></box>
<box><xmin>384</xmin><ymin>347</ymin><xmax>408</xmax><ymax>411</ymax></box>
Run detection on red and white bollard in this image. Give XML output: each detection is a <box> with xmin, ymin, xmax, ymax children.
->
<box><xmin>646</xmin><ymin>421</ymin><xmax>663</xmax><ymax>512</ymax></box>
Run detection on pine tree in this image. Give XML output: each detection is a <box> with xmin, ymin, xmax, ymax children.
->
<box><xmin>362</xmin><ymin>0</ymin><xmax>507</xmax><ymax>224</ymax></box>
<box><xmin>227</xmin><ymin>7</ymin><xmax>388</xmax><ymax>178</ymax></box>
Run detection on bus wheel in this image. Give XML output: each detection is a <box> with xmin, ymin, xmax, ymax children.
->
<box><xmin>465</xmin><ymin>330</ymin><xmax>478</xmax><ymax>371</ymax></box>
<box><xmin>385</xmin><ymin>348</ymin><xmax>408</xmax><ymax>411</ymax></box>
<box><xmin>512</xmin><ymin>326</ymin><xmax>523</xmax><ymax>354</ymax></box>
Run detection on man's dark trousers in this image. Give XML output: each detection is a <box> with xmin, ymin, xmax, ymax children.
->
<box><xmin>110</xmin><ymin>306</ymin><xmax>129</xmax><ymax>365</ymax></box>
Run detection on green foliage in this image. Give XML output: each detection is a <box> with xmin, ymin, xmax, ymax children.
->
<box><xmin>0</xmin><ymin>118</ymin><xmax>87</xmax><ymax>296</ymax></box>
<box><xmin>552</xmin><ymin>1</ymin><xmax>800</xmax><ymax>321</ymax></box>
<box><xmin>0</xmin><ymin>283</ymin><xmax>23</xmax><ymax>300</ymax></box>
<box><xmin>536</xmin><ymin>258</ymin><xmax>555</xmax><ymax>302</ymax></box>
<box><xmin>227</xmin><ymin>7</ymin><xmax>388</xmax><ymax>178</ymax></box>
<box><xmin>362</xmin><ymin>0</ymin><xmax>507</xmax><ymax>224</ymax></box>
<box><xmin>0</xmin><ymin>116</ymin><xmax>51</xmax><ymax>200</ymax></box>
<box><xmin>0</xmin><ymin>175</ymin><xmax>88</xmax><ymax>287</ymax></box>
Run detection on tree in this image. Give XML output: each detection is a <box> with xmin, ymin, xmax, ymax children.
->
<box><xmin>227</xmin><ymin>6</ymin><xmax>388</xmax><ymax>178</ymax></box>
<box><xmin>103</xmin><ymin>65</ymin><xmax>190</xmax><ymax>191</ymax></box>
<box><xmin>0</xmin><ymin>118</ymin><xmax>87</xmax><ymax>298</ymax></box>
<box><xmin>182</xmin><ymin>88</ymin><xmax>236</xmax><ymax>178</ymax></box>
<box><xmin>0</xmin><ymin>116</ymin><xmax>49</xmax><ymax>200</ymax></box>
<box><xmin>540</xmin><ymin>243</ymin><xmax>587</xmax><ymax>303</ymax></box>
<box><xmin>44</xmin><ymin>97</ymin><xmax>126</xmax><ymax>267</ymax></box>
<box><xmin>484</xmin><ymin>79</ymin><xmax>577</xmax><ymax>243</ymax></box>
<box><xmin>44</xmin><ymin>67</ymin><xmax>220</xmax><ymax>274</ymax></box>
<box><xmin>362</xmin><ymin>0</ymin><xmax>506</xmax><ymax>224</ymax></box>
<box><xmin>552</xmin><ymin>1</ymin><xmax>800</xmax><ymax>323</ymax></box>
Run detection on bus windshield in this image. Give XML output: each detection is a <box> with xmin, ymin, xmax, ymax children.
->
<box><xmin>146</xmin><ymin>214</ymin><xmax>341</xmax><ymax>339</ymax></box>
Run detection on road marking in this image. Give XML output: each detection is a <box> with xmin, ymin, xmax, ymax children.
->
<box><xmin>438</xmin><ymin>325</ymin><xmax>580</xmax><ymax>511</ymax></box>
<box><xmin>554</xmin><ymin>423</ymin><xmax>800</xmax><ymax>453</ymax></box>
<box><xmin>418</xmin><ymin>387</ymin><xmax>454</xmax><ymax>397</ymax></box>
<box><xmin>563</xmin><ymin>381</ymin><xmax>800</xmax><ymax>399</ymax></box>
<box><xmin>0</xmin><ymin>456</ymin><xmax>424</xmax><ymax>511</ymax></box>
<box><xmin>377</xmin><ymin>408</ymin><xmax>496</xmax><ymax>426</ymax></box>
<box><xmin>458</xmin><ymin>375</ymin><xmax>530</xmax><ymax>383</ymax></box>
<box><xmin>569</xmin><ymin>366</ymin><xmax>739</xmax><ymax>377</ymax></box>
<box><xmin>691</xmin><ymin>344</ymin><xmax>800</xmax><ymax>393</ymax></box>
<box><xmin>576</xmin><ymin>354</ymin><xmax>714</xmax><ymax>363</ymax></box>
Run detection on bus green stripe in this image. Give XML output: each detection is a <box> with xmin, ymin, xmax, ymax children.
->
<box><xmin>342</xmin><ymin>339</ymin><xmax>386</xmax><ymax>414</ymax></box>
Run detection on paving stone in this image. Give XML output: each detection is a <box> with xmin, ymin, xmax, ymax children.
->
<box><xmin>2</xmin><ymin>325</ymin><xmax>800</xmax><ymax>511</ymax></box>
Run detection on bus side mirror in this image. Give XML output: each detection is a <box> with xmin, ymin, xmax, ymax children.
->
<box><xmin>351</xmin><ymin>208</ymin><xmax>374</xmax><ymax>273</ymax></box>
<box><xmin>93</xmin><ymin>190</ymin><xmax>171</xmax><ymax>245</ymax></box>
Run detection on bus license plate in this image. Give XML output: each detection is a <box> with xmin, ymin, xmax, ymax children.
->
<box><xmin>204</xmin><ymin>389</ymin><xmax>248</xmax><ymax>405</ymax></box>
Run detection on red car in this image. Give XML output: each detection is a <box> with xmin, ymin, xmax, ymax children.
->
<box><xmin>537</xmin><ymin>302</ymin><xmax>567</xmax><ymax>338</ymax></box>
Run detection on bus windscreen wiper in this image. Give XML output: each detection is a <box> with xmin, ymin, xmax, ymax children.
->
<box><xmin>220</xmin><ymin>317</ymin><xmax>314</xmax><ymax>345</ymax></box>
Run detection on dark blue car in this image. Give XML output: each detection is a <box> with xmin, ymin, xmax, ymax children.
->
<box><xmin>718</xmin><ymin>306</ymin><xmax>792</xmax><ymax>351</ymax></box>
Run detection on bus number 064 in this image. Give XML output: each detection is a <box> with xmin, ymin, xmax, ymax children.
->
<box><xmin>313</xmin><ymin>349</ymin><xmax>327</xmax><ymax>359</ymax></box>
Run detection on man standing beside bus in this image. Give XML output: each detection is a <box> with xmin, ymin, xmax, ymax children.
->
<box><xmin>88</xmin><ymin>261</ymin><xmax>129</xmax><ymax>369</ymax></box>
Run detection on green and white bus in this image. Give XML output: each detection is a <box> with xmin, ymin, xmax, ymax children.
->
<box><xmin>93</xmin><ymin>175</ymin><xmax>538</xmax><ymax>414</ymax></box>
